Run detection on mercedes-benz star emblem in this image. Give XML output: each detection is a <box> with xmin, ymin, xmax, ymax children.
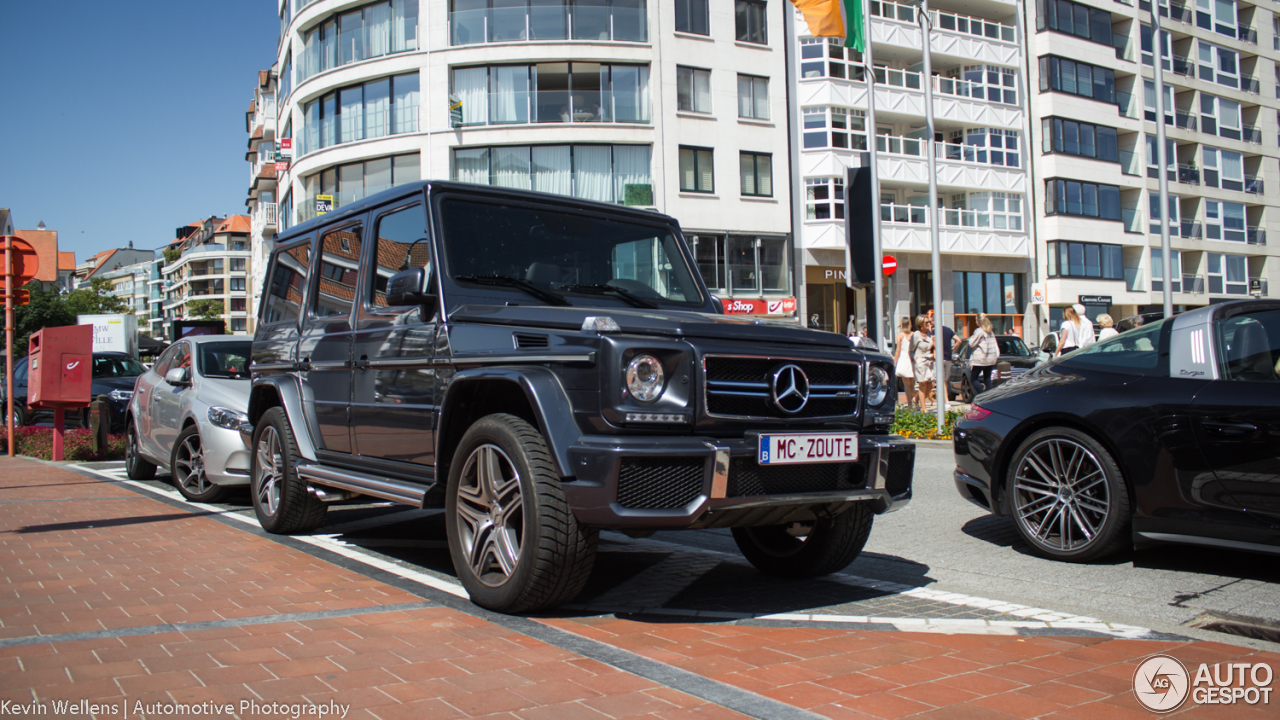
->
<box><xmin>770</xmin><ymin>364</ymin><xmax>810</xmax><ymax>414</ymax></box>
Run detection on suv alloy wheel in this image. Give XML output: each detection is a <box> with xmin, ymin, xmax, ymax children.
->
<box><xmin>250</xmin><ymin>407</ymin><xmax>327</xmax><ymax>533</ymax></box>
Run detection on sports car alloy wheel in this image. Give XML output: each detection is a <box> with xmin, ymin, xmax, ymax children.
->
<box><xmin>1012</xmin><ymin>437</ymin><xmax>1111</xmax><ymax>554</ymax></box>
<box><xmin>256</xmin><ymin>426</ymin><xmax>282</xmax><ymax>516</ymax></box>
<box><xmin>455</xmin><ymin>443</ymin><xmax>525</xmax><ymax>587</ymax></box>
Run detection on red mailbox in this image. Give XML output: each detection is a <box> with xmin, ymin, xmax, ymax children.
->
<box><xmin>28</xmin><ymin>325</ymin><xmax>94</xmax><ymax>409</ymax></box>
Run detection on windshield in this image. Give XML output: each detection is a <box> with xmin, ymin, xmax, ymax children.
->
<box><xmin>93</xmin><ymin>355</ymin><xmax>147</xmax><ymax>378</ymax></box>
<box><xmin>997</xmin><ymin>337</ymin><xmax>1030</xmax><ymax>356</ymax></box>
<box><xmin>439</xmin><ymin>198</ymin><xmax>704</xmax><ymax>307</ymax></box>
<box><xmin>198</xmin><ymin>342</ymin><xmax>252</xmax><ymax>380</ymax></box>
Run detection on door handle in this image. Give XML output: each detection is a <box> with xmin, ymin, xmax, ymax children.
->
<box><xmin>1203</xmin><ymin>420</ymin><xmax>1258</xmax><ymax>436</ymax></box>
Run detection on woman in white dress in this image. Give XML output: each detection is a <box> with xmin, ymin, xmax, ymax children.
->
<box><xmin>1057</xmin><ymin>305</ymin><xmax>1083</xmax><ymax>356</ymax></box>
<box><xmin>894</xmin><ymin>317</ymin><xmax>917</xmax><ymax>409</ymax></box>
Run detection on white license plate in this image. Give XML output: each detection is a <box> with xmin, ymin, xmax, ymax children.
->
<box><xmin>758</xmin><ymin>432</ymin><xmax>859</xmax><ymax>465</ymax></box>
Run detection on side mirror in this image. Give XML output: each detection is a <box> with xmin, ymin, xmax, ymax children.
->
<box><xmin>386</xmin><ymin>266</ymin><xmax>435</xmax><ymax>308</ymax></box>
<box><xmin>710</xmin><ymin>295</ymin><xmax>725</xmax><ymax>314</ymax></box>
<box><xmin>165</xmin><ymin>367</ymin><xmax>190</xmax><ymax>386</ymax></box>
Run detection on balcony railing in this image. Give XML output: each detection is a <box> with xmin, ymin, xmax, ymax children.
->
<box><xmin>1120</xmin><ymin>150</ymin><xmax>1141</xmax><ymax>176</ymax></box>
<box><xmin>1244</xmin><ymin>175</ymin><xmax>1265</xmax><ymax>195</ymax></box>
<box><xmin>1171</xmin><ymin>55</ymin><xmax>1194</xmax><ymax>77</ymax></box>
<box><xmin>1174</xmin><ymin>112</ymin><xmax>1197</xmax><ymax>131</ymax></box>
<box><xmin>869</xmin><ymin>1</ymin><xmax>1016</xmax><ymax>42</ymax></box>
<box><xmin>1177</xmin><ymin>164</ymin><xmax>1200</xmax><ymax>185</ymax></box>
<box><xmin>1139</xmin><ymin>0</ymin><xmax>1194</xmax><ymax>23</ymax></box>
<box><xmin>448</xmin><ymin>3</ymin><xmax>648</xmax><ymax>46</ymax></box>
<box><xmin>451</xmin><ymin>89</ymin><xmax>651</xmax><ymax>127</ymax></box>
<box><xmin>1122</xmin><ymin>207</ymin><xmax>1143</xmax><ymax>234</ymax></box>
<box><xmin>879</xmin><ymin>203</ymin><xmax>1024</xmax><ymax>231</ymax></box>
<box><xmin>1180</xmin><ymin>221</ymin><xmax>1203</xmax><ymax>239</ymax></box>
<box><xmin>254</xmin><ymin>201</ymin><xmax>279</xmax><ymax>230</ymax></box>
<box><xmin>1242</xmin><ymin>124</ymin><xmax>1262</xmax><ymax>144</ymax></box>
<box><xmin>881</xmin><ymin>203</ymin><xmax>928</xmax><ymax>224</ymax></box>
<box><xmin>1124</xmin><ymin>267</ymin><xmax>1145</xmax><ymax>292</ymax></box>
<box><xmin>871</xmin><ymin>67</ymin><xmax>1018</xmax><ymax>106</ymax></box>
<box><xmin>875</xmin><ymin>135</ymin><xmax>1020</xmax><ymax>168</ymax></box>
<box><xmin>1246</xmin><ymin>227</ymin><xmax>1266</xmax><ymax>245</ymax></box>
<box><xmin>1182</xmin><ymin>274</ymin><xmax>1205</xmax><ymax>293</ymax></box>
<box><xmin>1117</xmin><ymin>92</ymin><xmax>1140</xmax><ymax>119</ymax></box>
<box><xmin>1114</xmin><ymin>33</ymin><xmax>1135</xmax><ymax>62</ymax></box>
<box><xmin>1241</xmin><ymin>76</ymin><xmax>1260</xmax><ymax>95</ymax></box>
<box><xmin>1238</xmin><ymin>26</ymin><xmax>1257</xmax><ymax>44</ymax></box>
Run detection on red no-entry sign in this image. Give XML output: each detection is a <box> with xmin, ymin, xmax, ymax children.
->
<box><xmin>883</xmin><ymin>255</ymin><xmax>898</xmax><ymax>276</ymax></box>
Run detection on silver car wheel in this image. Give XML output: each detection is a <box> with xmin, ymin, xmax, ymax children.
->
<box><xmin>455</xmin><ymin>443</ymin><xmax>524</xmax><ymax>587</ymax></box>
<box><xmin>1012</xmin><ymin>438</ymin><xmax>1110</xmax><ymax>552</ymax></box>
<box><xmin>255</xmin><ymin>426</ymin><xmax>282</xmax><ymax>516</ymax></box>
<box><xmin>174</xmin><ymin>432</ymin><xmax>208</xmax><ymax>495</ymax></box>
<box><xmin>126</xmin><ymin>426</ymin><xmax>138</xmax><ymax>466</ymax></box>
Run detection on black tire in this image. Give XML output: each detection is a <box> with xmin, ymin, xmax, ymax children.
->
<box><xmin>732</xmin><ymin>503</ymin><xmax>874</xmax><ymax>578</ymax></box>
<box><xmin>171</xmin><ymin>425</ymin><xmax>231</xmax><ymax>503</ymax></box>
<box><xmin>250</xmin><ymin>407</ymin><xmax>327</xmax><ymax>534</ymax></box>
<box><xmin>445</xmin><ymin>413</ymin><xmax>597</xmax><ymax>613</ymax></box>
<box><xmin>961</xmin><ymin>375</ymin><xmax>975</xmax><ymax>403</ymax></box>
<box><xmin>125</xmin><ymin>420</ymin><xmax>157</xmax><ymax>480</ymax></box>
<box><xmin>1005</xmin><ymin>427</ymin><xmax>1131</xmax><ymax>562</ymax></box>
<box><xmin>10</xmin><ymin>404</ymin><xmax>24</xmax><ymax>428</ymax></box>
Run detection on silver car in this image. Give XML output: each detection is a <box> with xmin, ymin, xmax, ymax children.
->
<box><xmin>125</xmin><ymin>336</ymin><xmax>253</xmax><ymax>502</ymax></box>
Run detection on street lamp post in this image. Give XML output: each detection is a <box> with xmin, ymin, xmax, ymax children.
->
<box><xmin>912</xmin><ymin>0</ymin><xmax>946</xmax><ymax>432</ymax></box>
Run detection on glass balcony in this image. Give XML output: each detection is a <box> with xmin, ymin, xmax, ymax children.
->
<box><xmin>1171</xmin><ymin>55</ymin><xmax>1194</xmax><ymax>77</ymax></box>
<box><xmin>453</xmin><ymin>89</ymin><xmax>650</xmax><ymax>127</ymax></box>
<box><xmin>1120</xmin><ymin>150</ymin><xmax>1142</xmax><ymax>176</ymax></box>
<box><xmin>1241</xmin><ymin>76</ymin><xmax>1260</xmax><ymax>95</ymax></box>
<box><xmin>1182</xmin><ymin>274</ymin><xmax>1205</xmax><ymax>293</ymax></box>
<box><xmin>1174</xmin><ymin>112</ymin><xmax>1197</xmax><ymax>131</ymax></box>
<box><xmin>1117</xmin><ymin>92</ymin><xmax>1140</xmax><ymax>120</ymax></box>
<box><xmin>1246</xmin><ymin>227</ymin><xmax>1266</xmax><ymax>245</ymax></box>
<box><xmin>1244</xmin><ymin>175</ymin><xmax>1264</xmax><ymax>195</ymax></box>
<box><xmin>881</xmin><ymin>203</ymin><xmax>928</xmax><ymax>224</ymax></box>
<box><xmin>1177</xmin><ymin>164</ymin><xmax>1200</xmax><ymax>185</ymax></box>
<box><xmin>1124</xmin><ymin>267</ymin><xmax>1144</xmax><ymax>292</ymax></box>
<box><xmin>1122</xmin><ymin>208</ymin><xmax>1143</xmax><ymax>234</ymax></box>
<box><xmin>1238</xmin><ymin>26</ymin><xmax>1257</xmax><ymax>44</ymax></box>
<box><xmin>1242</xmin><ymin>125</ymin><xmax>1262</xmax><ymax>144</ymax></box>
<box><xmin>449</xmin><ymin>1</ymin><xmax>647</xmax><ymax>46</ymax></box>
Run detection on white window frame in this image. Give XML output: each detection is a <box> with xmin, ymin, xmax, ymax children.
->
<box><xmin>676</xmin><ymin>66</ymin><xmax>712</xmax><ymax>113</ymax></box>
<box><xmin>804</xmin><ymin>177</ymin><xmax>844</xmax><ymax>221</ymax></box>
<box><xmin>1197</xmin><ymin>40</ymin><xmax>1239</xmax><ymax>89</ymax></box>
<box><xmin>737</xmin><ymin>74</ymin><xmax>769</xmax><ymax>120</ymax></box>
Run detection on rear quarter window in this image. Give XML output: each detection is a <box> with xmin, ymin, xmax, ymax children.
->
<box><xmin>1059</xmin><ymin>319</ymin><xmax>1171</xmax><ymax>376</ymax></box>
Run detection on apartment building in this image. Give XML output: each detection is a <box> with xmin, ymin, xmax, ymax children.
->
<box><xmin>161</xmin><ymin>216</ymin><xmax>254</xmax><ymax>335</ymax></box>
<box><xmin>247</xmin><ymin>70</ymin><xmax>280</xmax><ymax>326</ymax></box>
<box><xmin>795</xmin><ymin>2</ymin><xmax>1034</xmax><ymax>336</ymax></box>
<box><xmin>1027</xmin><ymin>0</ymin><xmax>1278</xmax><ymax>326</ymax></box>
<box><xmin>73</xmin><ymin>246</ymin><xmax>154</xmax><ymax>289</ymax></box>
<box><xmin>97</xmin><ymin>259</ymin><xmax>161</xmax><ymax>332</ymax></box>
<box><xmin>267</xmin><ymin>0</ymin><xmax>795</xmax><ymax>318</ymax></box>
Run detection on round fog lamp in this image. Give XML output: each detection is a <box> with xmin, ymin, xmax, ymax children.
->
<box><xmin>626</xmin><ymin>355</ymin><xmax>665</xmax><ymax>403</ymax></box>
<box><xmin>866</xmin><ymin>366</ymin><xmax>890</xmax><ymax>407</ymax></box>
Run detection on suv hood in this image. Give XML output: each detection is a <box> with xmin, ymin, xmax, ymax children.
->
<box><xmin>449</xmin><ymin>304</ymin><xmax>853</xmax><ymax>348</ymax></box>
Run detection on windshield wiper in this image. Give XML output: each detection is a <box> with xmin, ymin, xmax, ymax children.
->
<box><xmin>559</xmin><ymin>283</ymin><xmax>659</xmax><ymax>309</ymax></box>
<box><xmin>454</xmin><ymin>274</ymin><xmax>570</xmax><ymax>306</ymax></box>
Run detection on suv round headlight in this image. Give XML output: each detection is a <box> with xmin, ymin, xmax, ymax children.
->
<box><xmin>626</xmin><ymin>355</ymin><xmax>665</xmax><ymax>403</ymax></box>
<box><xmin>866</xmin><ymin>366</ymin><xmax>890</xmax><ymax>407</ymax></box>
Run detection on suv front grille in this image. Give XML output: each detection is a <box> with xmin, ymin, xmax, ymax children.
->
<box><xmin>704</xmin><ymin>355</ymin><xmax>859</xmax><ymax>419</ymax></box>
<box><xmin>727</xmin><ymin>457</ymin><xmax>867</xmax><ymax>497</ymax></box>
<box><xmin>616</xmin><ymin>457</ymin><xmax>706</xmax><ymax>510</ymax></box>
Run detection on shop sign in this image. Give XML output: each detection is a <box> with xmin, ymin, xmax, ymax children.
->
<box><xmin>316</xmin><ymin>195</ymin><xmax>334</xmax><ymax>215</ymax></box>
<box><xmin>1078</xmin><ymin>295</ymin><xmax>1113</xmax><ymax>305</ymax></box>
<box><xmin>1030</xmin><ymin>284</ymin><xmax>1045</xmax><ymax>305</ymax></box>
<box><xmin>722</xmin><ymin>298</ymin><xmax>797</xmax><ymax>316</ymax></box>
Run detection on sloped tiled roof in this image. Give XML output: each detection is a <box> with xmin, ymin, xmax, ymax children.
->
<box><xmin>58</xmin><ymin>251</ymin><xmax>76</xmax><ymax>271</ymax></box>
<box><xmin>216</xmin><ymin>215</ymin><xmax>252</xmax><ymax>235</ymax></box>
<box><xmin>259</xmin><ymin>70</ymin><xmax>270</xmax><ymax>88</ymax></box>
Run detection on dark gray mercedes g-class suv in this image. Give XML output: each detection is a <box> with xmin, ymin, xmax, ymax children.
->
<box><xmin>246</xmin><ymin>181</ymin><xmax>913</xmax><ymax>613</ymax></box>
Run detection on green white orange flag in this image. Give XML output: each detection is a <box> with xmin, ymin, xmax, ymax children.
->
<box><xmin>788</xmin><ymin>0</ymin><xmax>866</xmax><ymax>51</ymax></box>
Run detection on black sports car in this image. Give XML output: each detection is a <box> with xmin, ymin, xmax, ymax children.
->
<box><xmin>948</xmin><ymin>334</ymin><xmax>1038</xmax><ymax>402</ymax></box>
<box><xmin>953</xmin><ymin>299</ymin><xmax>1280</xmax><ymax>561</ymax></box>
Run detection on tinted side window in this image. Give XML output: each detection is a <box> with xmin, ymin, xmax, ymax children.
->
<box><xmin>153</xmin><ymin>344</ymin><xmax>183</xmax><ymax>376</ymax></box>
<box><xmin>262</xmin><ymin>241</ymin><xmax>312</xmax><ymax>325</ymax></box>
<box><xmin>15</xmin><ymin>359</ymin><xmax>28</xmax><ymax>384</ymax></box>
<box><xmin>315</xmin><ymin>224</ymin><xmax>363</xmax><ymax>318</ymax></box>
<box><xmin>371</xmin><ymin>205</ymin><xmax>428</xmax><ymax>308</ymax></box>
<box><xmin>1217</xmin><ymin>310</ymin><xmax>1280</xmax><ymax>382</ymax></box>
<box><xmin>1061</xmin><ymin>319</ymin><xmax>1170</xmax><ymax>375</ymax></box>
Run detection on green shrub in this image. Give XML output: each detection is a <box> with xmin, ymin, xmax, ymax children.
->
<box><xmin>892</xmin><ymin>406</ymin><xmax>963</xmax><ymax>441</ymax></box>
<box><xmin>0</xmin><ymin>426</ymin><xmax>126</xmax><ymax>461</ymax></box>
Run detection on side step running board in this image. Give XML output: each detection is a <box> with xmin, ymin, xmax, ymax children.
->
<box><xmin>296</xmin><ymin>464</ymin><xmax>427</xmax><ymax>507</ymax></box>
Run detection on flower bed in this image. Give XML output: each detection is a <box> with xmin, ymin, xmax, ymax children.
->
<box><xmin>0</xmin><ymin>426</ymin><xmax>126</xmax><ymax>461</ymax></box>
<box><xmin>892</xmin><ymin>406</ymin><xmax>962</xmax><ymax>441</ymax></box>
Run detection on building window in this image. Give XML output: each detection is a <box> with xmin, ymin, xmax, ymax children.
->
<box><xmin>1039</xmin><ymin>56</ymin><xmax>1115</xmax><ymax>104</ymax></box>
<box><xmin>1202</xmin><ymin>147</ymin><xmax>1245</xmax><ymax>191</ymax></box>
<box><xmin>679</xmin><ymin>146</ymin><xmax>714</xmax><ymax>193</ymax></box>
<box><xmin>1047</xmin><ymin>242</ymin><xmax>1124</xmax><ymax>280</ymax></box>
<box><xmin>1036</xmin><ymin>0</ymin><xmax>1112</xmax><ymax>46</ymax></box>
<box><xmin>739</xmin><ymin>152</ymin><xmax>772</xmax><ymax>197</ymax></box>
<box><xmin>735</xmin><ymin>0</ymin><xmax>767</xmax><ymax>44</ymax></box>
<box><xmin>301</xmin><ymin>73</ymin><xmax>418</xmax><ymax>155</ymax></box>
<box><xmin>675</xmin><ymin>0</ymin><xmax>708</xmax><ymax>34</ymax></box>
<box><xmin>231</xmin><ymin>259</ymin><xmax>247</xmax><ymax>272</ymax></box>
<box><xmin>451</xmin><ymin>63</ymin><xmax>650</xmax><ymax>126</ymax></box>
<box><xmin>1150</xmin><ymin>247</ymin><xmax>1184</xmax><ymax>292</ymax></box>
<box><xmin>1148</xmin><ymin>192</ymin><xmax>1181</xmax><ymax>235</ymax></box>
<box><xmin>1042</xmin><ymin>118</ymin><xmax>1118</xmax><ymax>162</ymax></box>
<box><xmin>230</xmin><ymin>298</ymin><xmax>247</xmax><ymax>312</ymax></box>
<box><xmin>1204</xmin><ymin>200</ymin><xmax>1247</xmax><ymax>242</ymax></box>
<box><xmin>802</xmin><ymin>107</ymin><xmax>867</xmax><ymax>149</ymax></box>
<box><xmin>800</xmin><ymin>37</ymin><xmax>864</xmax><ymax>80</ymax></box>
<box><xmin>1207</xmin><ymin>253</ymin><xmax>1249</xmax><ymax>294</ymax></box>
<box><xmin>676</xmin><ymin>67</ymin><xmax>711</xmax><ymax>113</ymax></box>
<box><xmin>953</xmin><ymin>272</ymin><xmax>1023</xmax><ymax>315</ymax></box>
<box><xmin>230</xmin><ymin>318</ymin><xmax>247</xmax><ymax>332</ymax></box>
<box><xmin>300</xmin><ymin>0</ymin><xmax>417</xmax><ymax>81</ymax></box>
<box><xmin>302</xmin><ymin>153</ymin><xmax>420</xmax><ymax>221</ymax></box>
<box><xmin>805</xmin><ymin>177</ymin><xmax>844</xmax><ymax>220</ymax></box>
<box><xmin>1140</xmin><ymin>24</ymin><xmax>1172</xmax><ymax>70</ymax></box>
<box><xmin>1144</xmin><ymin>134</ymin><xmax>1176</xmax><ymax>180</ymax></box>
<box><xmin>1197</xmin><ymin>40</ymin><xmax>1239</xmax><ymax>89</ymax></box>
<box><xmin>1200</xmin><ymin>93</ymin><xmax>1242</xmax><ymax>141</ymax></box>
<box><xmin>279</xmin><ymin>56</ymin><xmax>292</xmax><ymax>103</ymax></box>
<box><xmin>694</xmin><ymin>235</ymin><xmax>789</xmax><ymax>294</ymax></box>
<box><xmin>1044</xmin><ymin>179</ymin><xmax>1122</xmax><ymax>220</ymax></box>
<box><xmin>948</xmin><ymin>65</ymin><xmax>1019</xmax><ymax>106</ymax></box>
<box><xmin>453</xmin><ymin>144</ymin><xmax>652</xmax><ymax>205</ymax></box>
<box><xmin>1199</xmin><ymin>0</ymin><xmax>1238</xmax><ymax>38</ymax></box>
<box><xmin>737</xmin><ymin>75</ymin><xmax>768</xmax><ymax>119</ymax></box>
<box><xmin>230</xmin><ymin>278</ymin><xmax>247</xmax><ymax>292</ymax></box>
<box><xmin>449</xmin><ymin>0</ymin><xmax>648</xmax><ymax>45</ymax></box>
<box><xmin>948</xmin><ymin>192</ymin><xmax>1024</xmax><ymax>231</ymax></box>
<box><xmin>950</xmin><ymin>128</ymin><xmax>1020</xmax><ymax>166</ymax></box>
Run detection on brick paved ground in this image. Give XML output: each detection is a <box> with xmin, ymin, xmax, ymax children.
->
<box><xmin>1</xmin><ymin>456</ymin><xmax>1276</xmax><ymax>719</ymax></box>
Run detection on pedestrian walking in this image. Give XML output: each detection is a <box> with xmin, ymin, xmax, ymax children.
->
<box><xmin>894</xmin><ymin>317</ymin><xmax>917</xmax><ymax>409</ymax></box>
<box><xmin>911</xmin><ymin>315</ymin><xmax>935</xmax><ymax>411</ymax></box>
<box><xmin>1057</xmin><ymin>305</ymin><xmax>1084</xmax><ymax>356</ymax></box>
<box><xmin>968</xmin><ymin>314</ymin><xmax>999</xmax><ymax>397</ymax></box>
<box><xmin>1097</xmin><ymin>313</ymin><xmax>1119</xmax><ymax>342</ymax></box>
<box><xmin>1074</xmin><ymin>303</ymin><xmax>1096</xmax><ymax>347</ymax></box>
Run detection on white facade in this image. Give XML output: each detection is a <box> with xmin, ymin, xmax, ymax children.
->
<box><xmin>269</xmin><ymin>0</ymin><xmax>795</xmax><ymax>317</ymax></box>
<box><xmin>161</xmin><ymin>219</ymin><xmax>254</xmax><ymax>336</ymax></box>
<box><xmin>247</xmin><ymin>74</ymin><xmax>280</xmax><ymax>331</ymax></box>
<box><xmin>98</xmin><ymin>260</ymin><xmax>156</xmax><ymax>333</ymax></box>
<box><xmin>1026</xmin><ymin>0</ymin><xmax>1278</xmax><ymax>328</ymax></box>
<box><xmin>794</xmin><ymin>1</ymin><xmax>1035</xmax><ymax>337</ymax></box>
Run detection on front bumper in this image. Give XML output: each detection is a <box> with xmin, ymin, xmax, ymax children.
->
<box><xmin>562</xmin><ymin>433</ymin><xmax>915</xmax><ymax>530</ymax></box>
<box><xmin>201</xmin><ymin>421</ymin><xmax>252</xmax><ymax>487</ymax></box>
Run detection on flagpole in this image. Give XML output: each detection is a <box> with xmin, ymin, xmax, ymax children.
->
<box><xmin>860</xmin><ymin>2</ymin><xmax>886</xmax><ymax>353</ymax></box>
<box><xmin>917</xmin><ymin>0</ymin><xmax>945</xmax><ymax>431</ymax></box>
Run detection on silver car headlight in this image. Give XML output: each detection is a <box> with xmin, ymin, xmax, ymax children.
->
<box><xmin>866</xmin><ymin>366</ymin><xmax>890</xmax><ymax>407</ymax></box>
<box><xmin>108</xmin><ymin>389</ymin><xmax>133</xmax><ymax>403</ymax></box>
<box><xmin>208</xmin><ymin>406</ymin><xmax>250</xmax><ymax>431</ymax></box>
<box><xmin>625</xmin><ymin>354</ymin><xmax>665</xmax><ymax>403</ymax></box>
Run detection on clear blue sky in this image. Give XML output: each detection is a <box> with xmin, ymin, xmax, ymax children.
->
<box><xmin>0</xmin><ymin>1</ymin><xmax>279</xmax><ymax>262</ymax></box>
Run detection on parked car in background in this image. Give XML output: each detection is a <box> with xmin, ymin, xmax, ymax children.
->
<box><xmin>125</xmin><ymin>337</ymin><xmax>253</xmax><ymax>503</ymax></box>
<box><xmin>2</xmin><ymin>352</ymin><xmax>145</xmax><ymax>431</ymax></box>
<box><xmin>953</xmin><ymin>299</ymin><xmax>1280</xmax><ymax>562</ymax></box>
<box><xmin>947</xmin><ymin>335</ymin><xmax>1037</xmax><ymax>402</ymax></box>
<box><xmin>1116</xmin><ymin>311</ymin><xmax>1165</xmax><ymax>333</ymax></box>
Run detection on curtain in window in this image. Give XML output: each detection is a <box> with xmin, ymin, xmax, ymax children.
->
<box><xmin>392</xmin><ymin>0</ymin><xmax>418</xmax><ymax>52</ymax></box>
<box><xmin>494</xmin><ymin>146</ymin><xmax>532</xmax><ymax>189</ymax></box>
<box><xmin>366</xmin><ymin>157</ymin><xmax>392</xmax><ymax>197</ymax></box>
<box><xmin>393</xmin><ymin>153</ymin><xmax>420</xmax><ymax>184</ymax></box>
<box><xmin>366</xmin><ymin>2</ymin><xmax>391</xmax><ymax>57</ymax></box>
<box><xmin>1222</xmin><ymin>150</ymin><xmax>1243</xmax><ymax>181</ymax></box>
<box><xmin>322</xmin><ymin>20</ymin><xmax>336</xmax><ymax>71</ymax></box>
<box><xmin>321</xmin><ymin>94</ymin><xmax>337</xmax><ymax>148</ymax></box>
<box><xmin>493</xmin><ymin>66</ymin><xmax>529</xmax><ymax>124</ymax></box>
<box><xmin>532</xmin><ymin>146</ymin><xmax>571</xmax><ymax>195</ymax></box>
<box><xmin>574</xmin><ymin>145</ymin><xmax>612</xmax><ymax>201</ymax></box>
<box><xmin>365</xmin><ymin>79</ymin><xmax>390</xmax><ymax>138</ymax></box>
<box><xmin>303</xmin><ymin>30</ymin><xmax>318</xmax><ymax>80</ymax></box>
<box><xmin>740</xmin><ymin>154</ymin><xmax>756</xmax><ymax>195</ymax></box>
<box><xmin>392</xmin><ymin>74</ymin><xmax>420</xmax><ymax>133</ymax></box>
<box><xmin>452</xmin><ymin>68</ymin><xmax>488</xmax><ymax>125</ymax></box>
<box><xmin>304</xmin><ymin>100</ymin><xmax>320</xmax><ymax>155</ymax></box>
<box><xmin>340</xmin><ymin>87</ymin><xmax>364</xmax><ymax>143</ymax></box>
<box><xmin>454</xmin><ymin>148</ymin><xmax>489</xmax><ymax>185</ymax></box>
<box><xmin>339</xmin><ymin>10</ymin><xmax>363</xmax><ymax>65</ymax></box>
<box><xmin>737</xmin><ymin>76</ymin><xmax>752</xmax><ymax>117</ymax></box>
<box><xmin>613</xmin><ymin>146</ymin><xmax>650</xmax><ymax>205</ymax></box>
